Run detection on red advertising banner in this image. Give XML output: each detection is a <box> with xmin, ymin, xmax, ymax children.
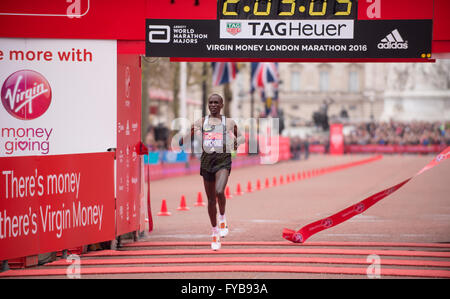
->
<box><xmin>0</xmin><ymin>152</ymin><xmax>115</xmax><ymax>261</ymax></box>
<box><xmin>0</xmin><ymin>0</ymin><xmax>146</xmax><ymax>40</ymax></box>
<box><xmin>357</xmin><ymin>0</ymin><xmax>433</xmax><ymax>20</ymax></box>
<box><xmin>329</xmin><ymin>123</ymin><xmax>344</xmax><ymax>155</ymax></box>
<box><xmin>115</xmin><ymin>54</ymin><xmax>142</xmax><ymax>236</ymax></box>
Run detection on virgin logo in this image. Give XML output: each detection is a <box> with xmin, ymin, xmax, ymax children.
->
<box><xmin>321</xmin><ymin>218</ymin><xmax>333</xmax><ymax>228</ymax></box>
<box><xmin>354</xmin><ymin>203</ymin><xmax>365</xmax><ymax>213</ymax></box>
<box><xmin>292</xmin><ymin>232</ymin><xmax>303</xmax><ymax>243</ymax></box>
<box><xmin>436</xmin><ymin>152</ymin><xmax>449</xmax><ymax>162</ymax></box>
<box><xmin>1</xmin><ymin>70</ymin><xmax>52</xmax><ymax>120</ymax></box>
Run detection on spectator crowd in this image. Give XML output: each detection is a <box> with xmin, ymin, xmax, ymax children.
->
<box><xmin>288</xmin><ymin>120</ymin><xmax>450</xmax><ymax>160</ymax></box>
<box><xmin>344</xmin><ymin>121</ymin><xmax>450</xmax><ymax>146</ymax></box>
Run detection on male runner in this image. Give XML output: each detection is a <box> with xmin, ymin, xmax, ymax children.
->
<box><xmin>181</xmin><ymin>94</ymin><xmax>244</xmax><ymax>250</ymax></box>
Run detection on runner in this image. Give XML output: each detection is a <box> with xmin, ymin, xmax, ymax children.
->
<box><xmin>180</xmin><ymin>94</ymin><xmax>244</xmax><ymax>250</ymax></box>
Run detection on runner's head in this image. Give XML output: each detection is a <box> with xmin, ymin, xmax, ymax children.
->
<box><xmin>208</xmin><ymin>94</ymin><xmax>224</xmax><ymax>116</ymax></box>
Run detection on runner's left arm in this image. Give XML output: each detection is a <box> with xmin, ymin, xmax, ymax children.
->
<box><xmin>228</xmin><ymin>119</ymin><xmax>245</xmax><ymax>151</ymax></box>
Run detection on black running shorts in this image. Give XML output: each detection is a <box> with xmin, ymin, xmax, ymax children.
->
<box><xmin>200</xmin><ymin>152</ymin><xmax>232</xmax><ymax>181</ymax></box>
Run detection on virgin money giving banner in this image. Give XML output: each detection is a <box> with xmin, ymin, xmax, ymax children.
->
<box><xmin>0</xmin><ymin>38</ymin><xmax>117</xmax><ymax>156</ymax></box>
<box><xmin>0</xmin><ymin>153</ymin><xmax>115</xmax><ymax>261</ymax></box>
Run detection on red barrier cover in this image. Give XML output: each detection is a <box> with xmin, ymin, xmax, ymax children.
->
<box><xmin>0</xmin><ymin>152</ymin><xmax>115</xmax><ymax>261</ymax></box>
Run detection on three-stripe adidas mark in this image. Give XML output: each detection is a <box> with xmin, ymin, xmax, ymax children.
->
<box><xmin>378</xmin><ymin>29</ymin><xmax>408</xmax><ymax>50</ymax></box>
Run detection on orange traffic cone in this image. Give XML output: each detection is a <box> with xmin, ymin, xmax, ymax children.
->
<box><xmin>157</xmin><ymin>199</ymin><xmax>171</xmax><ymax>216</ymax></box>
<box><xmin>292</xmin><ymin>173</ymin><xmax>296</xmax><ymax>182</ymax></box>
<box><xmin>280</xmin><ymin>175</ymin><xmax>284</xmax><ymax>185</ymax></box>
<box><xmin>272</xmin><ymin>176</ymin><xmax>277</xmax><ymax>187</ymax></box>
<box><xmin>297</xmin><ymin>172</ymin><xmax>301</xmax><ymax>180</ymax></box>
<box><xmin>265</xmin><ymin>178</ymin><xmax>270</xmax><ymax>188</ymax></box>
<box><xmin>286</xmin><ymin>174</ymin><xmax>290</xmax><ymax>183</ymax></box>
<box><xmin>235</xmin><ymin>183</ymin><xmax>244</xmax><ymax>195</ymax></box>
<box><xmin>247</xmin><ymin>181</ymin><xmax>253</xmax><ymax>193</ymax></box>
<box><xmin>225</xmin><ymin>186</ymin><xmax>232</xmax><ymax>199</ymax></box>
<box><xmin>177</xmin><ymin>195</ymin><xmax>190</xmax><ymax>211</ymax></box>
<box><xmin>256</xmin><ymin>179</ymin><xmax>262</xmax><ymax>191</ymax></box>
<box><xmin>195</xmin><ymin>192</ymin><xmax>206</xmax><ymax>207</ymax></box>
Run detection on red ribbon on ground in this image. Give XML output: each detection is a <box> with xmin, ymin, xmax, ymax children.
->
<box><xmin>283</xmin><ymin>146</ymin><xmax>450</xmax><ymax>244</ymax></box>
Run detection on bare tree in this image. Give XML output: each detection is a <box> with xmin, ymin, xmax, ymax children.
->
<box><xmin>143</xmin><ymin>58</ymin><xmax>209</xmax><ymax>120</ymax></box>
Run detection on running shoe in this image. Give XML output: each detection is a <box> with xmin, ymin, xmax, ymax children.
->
<box><xmin>219</xmin><ymin>220</ymin><xmax>229</xmax><ymax>238</ymax></box>
<box><xmin>211</xmin><ymin>230</ymin><xmax>221</xmax><ymax>251</ymax></box>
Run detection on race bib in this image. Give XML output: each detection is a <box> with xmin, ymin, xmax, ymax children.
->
<box><xmin>203</xmin><ymin>132</ymin><xmax>223</xmax><ymax>147</ymax></box>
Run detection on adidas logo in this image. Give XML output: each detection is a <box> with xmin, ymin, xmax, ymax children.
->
<box><xmin>377</xmin><ymin>29</ymin><xmax>408</xmax><ymax>50</ymax></box>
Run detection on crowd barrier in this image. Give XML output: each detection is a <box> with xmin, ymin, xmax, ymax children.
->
<box><xmin>309</xmin><ymin>144</ymin><xmax>326</xmax><ymax>153</ymax></box>
<box><xmin>307</xmin><ymin>144</ymin><xmax>447</xmax><ymax>154</ymax></box>
<box><xmin>344</xmin><ymin>144</ymin><xmax>447</xmax><ymax>154</ymax></box>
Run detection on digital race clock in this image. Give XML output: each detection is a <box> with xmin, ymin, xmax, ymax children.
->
<box><xmin>219</xmin><ymin>0</ymin><xmax>355</xmax><ymax>20</ymax></box>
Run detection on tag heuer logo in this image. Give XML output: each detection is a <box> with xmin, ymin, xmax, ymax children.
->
<box><xmin>226</xmin><ymin>22</ymin><xmax>241</xmax><ymax>35</ymax></box>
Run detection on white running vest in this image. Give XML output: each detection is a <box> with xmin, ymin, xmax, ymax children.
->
<box><xmin>202</xmin><ymin>115</ymin><xmax>227</xmax><ymax>153</ymax></box>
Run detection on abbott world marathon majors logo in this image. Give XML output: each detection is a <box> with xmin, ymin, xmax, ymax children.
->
<box><xmin>1</xmin><ymin>69</ymin><xmax>52</xmax><ymax>120</ymax></box>
<box><xmin>1</xmin><ymin>70</ymin><xmax>53</xmax><ymax>155</ymax></box>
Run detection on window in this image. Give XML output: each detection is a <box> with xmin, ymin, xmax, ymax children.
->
<box><xmin>291</xmin><ymin>71</ymin><xmax>300</xmax><ymax>91</ymax></box>
<box><xmin>319</xmin><ymin>71</ymin><xmax>329</xmax><ymax>92</ymax></box>
<box><xmin>349</xmin><ymin>71</ymin><xmax>359</xmax><ymax>92</ymax></box>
